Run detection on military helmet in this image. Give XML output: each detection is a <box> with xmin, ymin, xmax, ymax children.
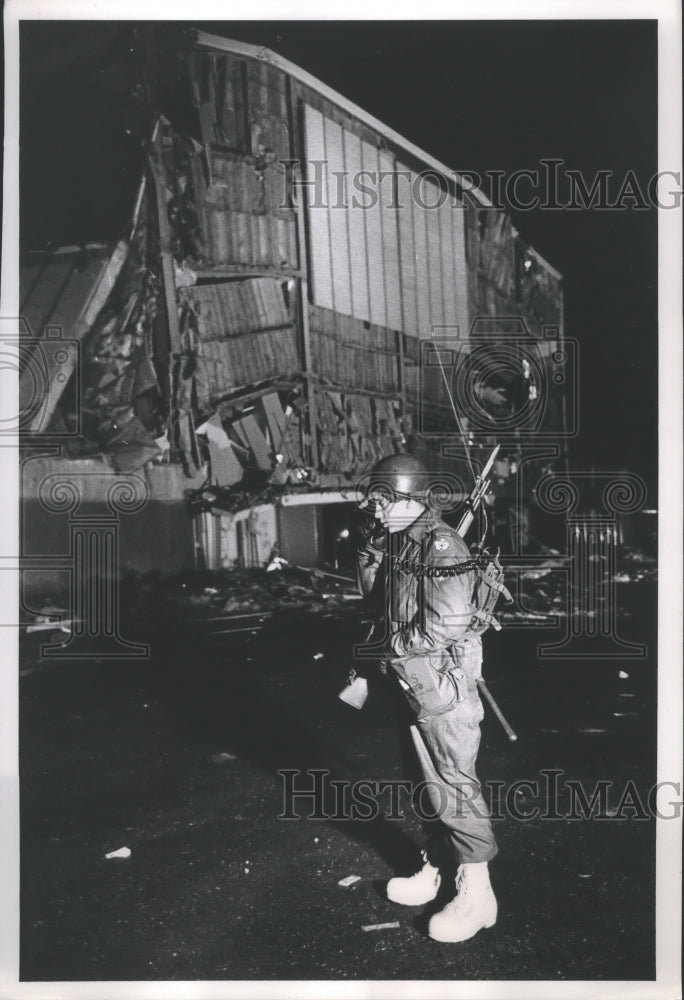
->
<box><xmin>358</xmin><ymin>453</ymin><xmax>429</xmax><ymax>508</ymax></box>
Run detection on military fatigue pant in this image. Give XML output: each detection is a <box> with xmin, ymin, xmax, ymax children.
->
<box><xmin>391</xmin><ymin>637</ymin><xmax>498</xmax><ymax>866</ymax></box>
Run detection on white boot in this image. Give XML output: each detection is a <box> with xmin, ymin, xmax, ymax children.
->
<box><xmin>386</xmin><ymin>851</ymin><xmax>441</xmax><ymax>906</ymax></box>
<box><xmin>428</xmin><ymin>862</ymin><xmax>497</xmax><ymax>943</ymax></box>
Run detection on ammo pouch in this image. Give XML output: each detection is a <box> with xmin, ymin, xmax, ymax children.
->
<box><xmin>391</xmin><ymin>638</ymin><xmax>482</xmax><ymax>721</ymax></box>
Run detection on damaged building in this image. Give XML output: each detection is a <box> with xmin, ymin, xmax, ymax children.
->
<box><xmin>19</xmin><ymin>29</ymin><xmax>566</xmax><ymax>593</ymax></box>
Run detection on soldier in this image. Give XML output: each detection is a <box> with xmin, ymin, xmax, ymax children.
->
<box><xmin>356</xmin><ymin>453</ymin><xmax>498</xmax><ymax>943</ymax></box>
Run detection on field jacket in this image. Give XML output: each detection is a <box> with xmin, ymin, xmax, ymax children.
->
<box><xmin>357</xmin><ymin>509</ymin><xmax>482</xmax><ymax>719</ymax></box>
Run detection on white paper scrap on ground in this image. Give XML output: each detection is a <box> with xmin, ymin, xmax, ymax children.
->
<box><xmin>338</xmin><ymin>875</ymin><xmax>361</xmax><ymax>887</ymax></box>
<box><xmin>105</xmin><ymin>846</ymin><xmax>131</xmax><ymax>859</ymax></box>
<box><xmin>362</xmin><ymin>921</ymin><xmax>400</xmax><ymax>932</ymax></box>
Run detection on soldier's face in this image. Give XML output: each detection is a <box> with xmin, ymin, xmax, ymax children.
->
<box><xmin>372</xmin><ymin>496</ymin><xmax>423</xmax><ymax>533</ymax></box>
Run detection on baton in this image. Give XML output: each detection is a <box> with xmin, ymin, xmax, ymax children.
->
<box><xmin>477</xmin><ymin>678</ymin><xmax>518</xmax><ymax>742</ymax></box>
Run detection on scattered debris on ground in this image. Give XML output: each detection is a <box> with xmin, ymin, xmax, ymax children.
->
<box><xmin>338</xmin><ymin>875</ymin><xmax>361</xmax><ymax>888</ymax></box>
<box><xmin>119</xmin><ymin>565</ymin><xmax>360</xmax><ymax>624</ymax></box>
<box><xmin>105</xmin><ymin>846</ymin><xmax>131</xmax><ymax>859</ymax></box>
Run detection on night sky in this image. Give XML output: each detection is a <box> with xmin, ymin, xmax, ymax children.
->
<box><xmin>19</xmin><ymin>20</ymin><xmax>659</xmax><ymax>493</ymax></box>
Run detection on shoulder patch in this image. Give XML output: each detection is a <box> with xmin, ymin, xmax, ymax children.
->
<box><xmin>433</xmin><ymin>535</ymin><xmax>451</xmax><ymax>552</ymax></box>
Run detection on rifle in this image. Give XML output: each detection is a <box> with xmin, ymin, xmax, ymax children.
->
<box><xmin>456</xmin><ymin>444</ymin><xmax>500</xmax><ymax>539</ymax></box>
<box><xmin>455</xmin><ymin>444</ymin><xmax>518</xmax><ymax>741</ymax></box>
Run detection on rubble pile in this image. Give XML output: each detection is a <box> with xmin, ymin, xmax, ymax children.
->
<box><xmin>613</xmin><ymin>549</ymin><xmax>658</xmax><ymax>583</ymax></box>
<box><xmin>500</xmin><ymin>547</ymin><xmax>657</xmax><ymax>624</ymax></box>
<box><xmin>122</xmin><ymin>565</ymin><xmax>360</xmax><ymax>624</ymax></box>
<box><xmin>117</xmin><ymin>545</ymin><xmax>656</xmax><ymax>631</ymax></box>
<box><xmin>501</xmin><ymin>566</ymin><xmax>567</xmax><ymax>623</ymax></box>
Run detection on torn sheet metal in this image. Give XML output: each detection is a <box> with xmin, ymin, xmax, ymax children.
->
<box><xmin>314</xmin><ymin>389</ymin><xmax>400</xmax><ymax>476</ymax></box>
<box><xmin>78</xmin><ymin>180</ymin><xmax>168</xmax><ymax>467</ymax></box>
<box><xmin>260</xmin><ymin>392</ymin><xmax>287</xmax><ymax>453</ymax></box>
<box><xmin>231</xmin><ymin>413</ymin><xmax>272</xmax><ymax>472</ymax></box>
<box><xmin>176</xmin><ymin>411</ymin><xmax>201</xmax><ymax>476</ymax></box>
<box><xmin>196</xmin><ymin>414</ymin><xmax>244</xmax><ymax>486</ymax></box>
<box><xmin>19</xmin><ymin>242</ymin><xmax>129</xmax><ymax>433</ymax></box>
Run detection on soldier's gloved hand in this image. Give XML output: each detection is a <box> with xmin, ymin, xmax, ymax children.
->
<box><xmin>358</xmin><ymin>513</ymin><xmax>386</xmax><ymax>548</ymax></box>
<box><xmin>357</xmin><ymin>546</ymin><xmax>381</xmax><ymax>569</ymax></box>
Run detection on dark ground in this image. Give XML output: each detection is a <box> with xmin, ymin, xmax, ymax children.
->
<box><xmin>19</xmin><ymin>577</ymin><xmax>658</xmax><ymax>983</ymax></box>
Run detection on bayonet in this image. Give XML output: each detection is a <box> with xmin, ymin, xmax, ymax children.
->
<box><xmin>456</xmin><ymin>444</ymin><xmax>500</xmax><ymax>539</ymax></box>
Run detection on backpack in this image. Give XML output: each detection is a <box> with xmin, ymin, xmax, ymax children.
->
<box><xmin>467</xmin><ymin>549</ymin><xmax>513</xmax><ymax>635</ymax></box>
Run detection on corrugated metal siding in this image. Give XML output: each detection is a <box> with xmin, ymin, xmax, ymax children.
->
<box><xmin>185</xmin><ymin>51</ymin><xmax>297</xmax><ymax>272</ymax></box>
<box><xmin>194</xmin><ymin>330</ymin><xmax>300</xmax><ymax>403</ymax></box>
<box><xmin>344</xmin><ymin>129</ymin><xmax>371</xmax><ymax>322</ymax></box>
<box><xmin>394</xmin><ymin>166</ymin><xmax>469</xmax><ymax>341</ymax></box>
<box><xmin>304</xmin><ymin>105</ymin><xmax>404</xmax><ymax>331</ymax></box>
<box><xmin>464</xmin><ymin>207</ymin><xmax>521</xmax><ymax>322</ymax></box>
<box><xmin>183</xmin><ymin>278</ymin><xmax>290</xmax><ymax>336</ymax></box>
<box><xmin>362</xmin><ymin>140</ymin><xmax>387</xmax><ymax>328</ymax></box>
<box><xmin>518</xmin><ymin>243</ymin><xmax>562</xmax><ymax>336</ymax></box>
<box><xmin>379</xmin><ymin>150</ymin><xmax>403</xmax><ymax>331</ymax></box>
<box><xmin>20</xmin><ymin>249</ymin><xmax>112</xmax><ymax>342</ymax></box>
<box><xmin>187</xmin><ymin>51</ymin><xmax>290</xmax><ymax>160</ymax></box>
<box><xmin>303</xmin><ymin>105</ymin><xmax>334</xmax><ymax>308</ymax></box>
<box><xmin>452</xmin><ymin>199</ymin><xmax>469</xmax><ymax>337</ymax></box>
<box><xmin>309</xmin><ymin>305</ymin><xmax>398</xmax><ymax>394</ymax></box>
<box><xmin>185</xmin><ymin>279</ymin><xmax>300</xmax><ymax>405</ymax></box>
<box><xmin>324</xmin><ymin>116</ymin><xmax>353</xmax><ymax>317</ymax></box>
<box><xmin>303</xmin><ymin>111</ymin><xmax>470</xmax><ymax>344</ymax></box>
